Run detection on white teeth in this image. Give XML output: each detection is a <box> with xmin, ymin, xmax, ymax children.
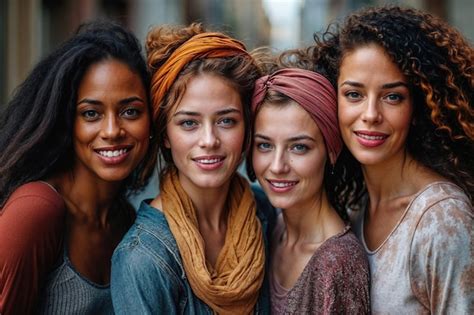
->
<box><xmin>271</xmin><ymin>181</ymin><xmax>296</xmax><ymax>188</ymax></box>
<box><xmin>196</xmin><ymin>158</ymin><xmax>221</xmax><ymax>164</ymax></box>
<box><xmin>357</xmin><ymin>133</ymin><xmax>386</xmax><ymax>140</ymax></box>
<box><xmin>98</xmin><ymin>149</ymin><xmax>128</xmax><ymax>157</ymax></box>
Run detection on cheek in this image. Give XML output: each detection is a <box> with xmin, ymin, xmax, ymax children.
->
<box><xmin>130</xmin><ymin>121</ymin><xmax>150</xmax><ymax>141</ymax></box>
<box><xmin>393</xmin><ymin>108</ymin><xmax>413</xmax><ymax>130</ymax></box>
<box><xmin>337</xmin><ymin>102</ymin><xmax>354</xmax><ymax>127</ymax></box>
<box><xmin>224</xmin><ymin>126</ymin><xmax>245</xmax><ymax>154</ymax></box>
<box><xmin>252</xmin><ymin>150</ymin><xmax>266</xmax><ymax>175</ymax></box>
<box><xmin>73</xmin><ymin>120</ymin><xmax>93</xmax><ymax>145</ymax></box>
<box><xmin>165</xmin><ymin>125</ymin><xmax>183</xmax><ymax>149</ymax></box>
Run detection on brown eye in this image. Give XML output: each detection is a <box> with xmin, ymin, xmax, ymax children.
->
<box><xmin>122</xmin><ymin>108</ymin><xmax>140</xmax><ymax>118</ymax></box>
<box><xmin>82</xmin><ymin>110</ymin><xmax>99</xmax><ymax>121</ymax></box>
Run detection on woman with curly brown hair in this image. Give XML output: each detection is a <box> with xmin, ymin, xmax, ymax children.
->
<box><xmin>110</xmin><ymin>23</ymin><xmax>274</xmax><ymax>314</ymax></box>
<box><xmin>311</xmin><ymin>6</ymin><xmax>473</xmax><ymax>314</ymax></box>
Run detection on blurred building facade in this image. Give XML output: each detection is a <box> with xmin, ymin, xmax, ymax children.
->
<box><xmin>0</xmin><ymin>0</ymin><xmax>269</xmax><ymax>107</ymax></box>
<box><xmin>300</xmin><ymin>0</ymin><xmax>474</xmax><ymax>46</ymax></box>
<box><xmin>0</xmin><ymin>0</ymin><xmax>471</xmax><ymax>108</ymax></box>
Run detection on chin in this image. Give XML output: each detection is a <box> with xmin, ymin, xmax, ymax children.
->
<box><xmin>97</xmin><ymin>171</ymin><xmax>131</xmax><ymax>183</ymax></box>
<box><xmin>349</xmin><ymin>151</ymin><xmax>386</xmax><ymax>166</ymax></box>
<box><xmin>193</xmin><ymin>178</ymin><xmax>230</xmax><ymax>190</ymax></box>
<box><xmin>264</xmin><ymin>195</ymin><xmax>294</xmax><ymax>210</ymax></box>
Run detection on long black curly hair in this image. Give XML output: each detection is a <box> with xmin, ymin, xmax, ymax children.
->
<box><xmin>310</xmin><ymin>6</ymin><xmax>474</xmax><ymax>208</ymax></box>
<box><xmin>0</xmin><ymin>21</ymin><xmax>154</xmax><ymax>207</ymax></box>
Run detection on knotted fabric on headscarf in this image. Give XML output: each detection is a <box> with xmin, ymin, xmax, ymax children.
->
<box><xmin>160</xmin><ymin>168</ymin><xmax>265</xmax><ymax>315</ymax></box>
<box><xmin>252</xmin><ymin>68</ymin><xmax>342</xmax><ymax>164</ymax></box>
<box><xmin>150</xmin><ymin>32</ymin><xmax>249</xmax><ymax>122</ymax></box>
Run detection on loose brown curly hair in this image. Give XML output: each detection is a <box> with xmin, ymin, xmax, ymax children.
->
<box><xmin>310</xmin><ymin>6</ymin><xmax>474</xmax><ymax>207</ymax></box>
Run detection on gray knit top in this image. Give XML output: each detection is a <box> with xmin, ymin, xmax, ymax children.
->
<box><xmin>39</xmin><ymin>247</ymin><xmax>114</xmax><ymax>314</ymax></box>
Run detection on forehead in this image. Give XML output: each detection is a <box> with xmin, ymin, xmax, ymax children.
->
<box><xmin>255</xmin><ymin>101</ymin><xmax>322</xmax><ymax>137</ymax></box>
<box><xmin>173</xmin><ymin>73</ymin><xmax>242</xmax><ymax>114</ymax></box>
<box><xmin>339</xmin><ymin>44</ymin><xmax>407</xmax><ymax>83</ymax></box>
<box><xmin>78</xmin><ymin>59</ymin><xmax>144</xmax><ymax>94</ymax></box>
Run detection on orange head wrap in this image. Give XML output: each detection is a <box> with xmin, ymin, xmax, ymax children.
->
<box><xmin>149</xmin><ymin>32</ymin><xmax>249</xmax><ymax>122</ymax></box>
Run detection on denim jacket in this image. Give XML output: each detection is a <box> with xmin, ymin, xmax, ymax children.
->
<box><xmin>111</xmin><ymin>186</ymin><xmax>275</xmax><ymax>314</ymax></box>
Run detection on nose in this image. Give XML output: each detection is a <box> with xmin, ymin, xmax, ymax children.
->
<box><xmin>198</xmin><ymin>123</ymin><xmax>220</xmax><ymax>148</ymax></box>
<box><xmin>269</xmin><ymin>148</ymin><xmax>290</xmax><ymax>174</ymax></box>
<box><xmin>101</xmin><ymin>115</ymin><xmax>124</xmax><ymax>139</ymax></box>
<box><xmin>361</xmin><ymin>97</ymin><xmax>382</xmax><ymax>124</ymax></box>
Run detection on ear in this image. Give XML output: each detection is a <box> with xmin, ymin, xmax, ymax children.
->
<box><xmin>164</xmin><ymin>136</ymin><xmax>170</xmax><ymax>149</ymax></box>
<box><xmin>328</xmin><ymin>151</ymin><xmax>337</xmax><ymax>166</ymax></box>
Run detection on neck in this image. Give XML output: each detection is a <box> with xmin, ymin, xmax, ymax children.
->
<box><xmin>282</xmin><ymin>190</ymin><xmax>343</xmax><ymax>246</ymax></box>
<box><xmin>362</xmin><ymin>152</ymin><xmax>439</xmax><ymax>215</ymax></box>
<box><xmin>49</xmin><ymin>167</ymin><xmax>122</xmax><ymax>227</ymax></box>
<box><xmin>178</xmin><ymin>173</ymin><xmax>232</xmax><ymax>230</ymax></box>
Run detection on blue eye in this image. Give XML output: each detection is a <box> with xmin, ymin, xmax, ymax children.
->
<box><xmin>256</xmin><ymin>142</ymin><xmax>272</xmax><ymax>151</ymax></box>
<box><xmin>291</xmin><ymin>144</ymin><xmax>308</xmax><ymax>153</ymax></box>
<box><xmin>180</xmin><ymin>120</ymin><xmax>197</xmax><ymax>129</ymax></box>
<box><xmin>218</xmin><ymin>117</ymin><xmax>236</xmax><ymax>127</ymax></box>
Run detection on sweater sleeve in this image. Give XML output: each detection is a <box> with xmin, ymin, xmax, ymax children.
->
<box><xmin>0</xmin><ymin>183</ymin><xmax>65</xmax><ymax>315</ymax></box>
<box><xmin>410</xmin><ymin>197</ymin><xmax>473</xmax><ymax>314</ymax></box>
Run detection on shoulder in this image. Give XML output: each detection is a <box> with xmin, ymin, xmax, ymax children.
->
<box><xmin>413</xmin><ymin>182</ymin><xmax>472</xmax><ymax>240</ymax></box>
<box><xmin>317</xmin><ymin>229</ymin><xmax>369</xmax><ymax>274</ymax></box>
<box><xmin>0</xmin><ymin>182</ymin><xmax>65</xmax><ymax>247</ymax></box>
<box><xmin>113</xmin><ymin>201</ymin><xmax>186</xmax><ymax>282</ymax></box>
<box><xmin>413</xmin><ymin>182</ymin><xmax>471</xmax><ymax>216</ymax></box>
<box><xmin>294</xmin><ymin>229</ymin><xmax>370</xmax><ymax>312</ymax></box>
<box><xmin>3</xmin><ymin>181</ymin><xmax>64</xmax><ymax>214</ymax></box>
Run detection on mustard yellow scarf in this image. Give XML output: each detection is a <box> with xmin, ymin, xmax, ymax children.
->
<box><xmin>161</xmin><ymin>169</ymin><xmax>265</xmax><ymax>314</ymax></box>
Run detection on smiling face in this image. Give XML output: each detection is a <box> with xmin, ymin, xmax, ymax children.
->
<box><xmin>337</xmin><ymin>44</ymin><xmax>413</xmax><ymax>167</ymax></box>
<box><xmin>252</xmin><ymin>102</ymin><xmax>327</xmax><ymax>211</ymax></box>
<box><xmin>165</xmin><ymin>73</ymin><xmax>245</xmax><ymax>194</ymax></box>
<box><xmin>73</xmin><ymin>59</ymin><xmax>150</xmax><ymax>183</ymax></box>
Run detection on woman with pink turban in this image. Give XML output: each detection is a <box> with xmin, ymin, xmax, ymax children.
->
<box><xmin>247</xmin><ymin>53</ymin><xmax>370</xmax><ymax>314</ymax></box>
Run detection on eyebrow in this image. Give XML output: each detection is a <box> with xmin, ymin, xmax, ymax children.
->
<box><xmin>288</xmin><ymin>135</ymin><xmax>316</xmax><ymax>142</ymax></box>
<box><xmin>254</xmin><ymin>134</ymin><xmax>316</xmax><ymax>142</ymax></box>
<box><xmin>381</xmin><ymin>82</ymin><xmax>409</xmax><ymax>89</ymax></box>
<box><xmin>340</xmin><ymin>80</ymin><xmax>408</xmax><ymax>89</ymax></box>
<box><xmin>173</xmin><ymin>107</ymin><xmax>241</xmax><ymax>117</ymax></box>
<box><xmin>77</xmin><ymin>96</ymin><xmax>144</xmax><ymax>106</ymax></box>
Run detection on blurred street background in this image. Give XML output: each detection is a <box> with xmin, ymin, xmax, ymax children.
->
<box><xmin>1</xmin><ymin>0</ymin><xmax>472</xmax><ymax>206</ymax></box>
<box><xmin>1</xmin><ymin>0</ymin><xmax>473</xmax><ymax>108</ymax></box>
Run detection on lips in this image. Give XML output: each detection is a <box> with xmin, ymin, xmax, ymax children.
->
<box><xmin>266</xmin><ymin>179</ymin><xmax>299</xmax><ymax>193</ymax></box>
<box><xmin>192</xmin><ymin>155</ymin><xmax>226</xmax><ymax>170</ymax></box>
<box><xmin>97</xmin><ymin>148</ymin><xmax>129</xmax><ymax>157</ymax></box>
<box><xmin>354</xmin><ymin>130</ymin><xmax>388</xmax><ymax>147</ymax></box>
<box><xmin>94</xmin><ymin>145</ymin><xmax>132</xmax><ymax>165</ymax></box>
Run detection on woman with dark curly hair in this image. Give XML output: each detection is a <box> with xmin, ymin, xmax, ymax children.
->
<box><xmin>110</xmin><ymin>23</ymin><xmax>274</xmax><ymax>314</ymax></box>
<box><xmin>311</xmin><ymin>6</ymin><xmax>473</xmax><ymax>313</ymax></box>
<box><xmin>0</xmin><ymin>22</ymin><xmax>153</xmax><ymax>314</ymax></box>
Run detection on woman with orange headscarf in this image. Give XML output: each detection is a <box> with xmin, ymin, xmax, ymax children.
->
<box><xmin>110</xmin><ymin>23</ymin><xmax>274</xmax><ymax>314</ymax></box>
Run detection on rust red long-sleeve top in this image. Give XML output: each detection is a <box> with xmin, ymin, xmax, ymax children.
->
<box><xmin>0</xmin><ymin>182</ymin><xmax>65</xmax><ymax>315</ymax></box>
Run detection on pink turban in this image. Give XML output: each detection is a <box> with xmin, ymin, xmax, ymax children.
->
<box><xmin>252</xmin><ymin>68</ymin><xmax>342</xmax><ymax>165</ymax></box>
